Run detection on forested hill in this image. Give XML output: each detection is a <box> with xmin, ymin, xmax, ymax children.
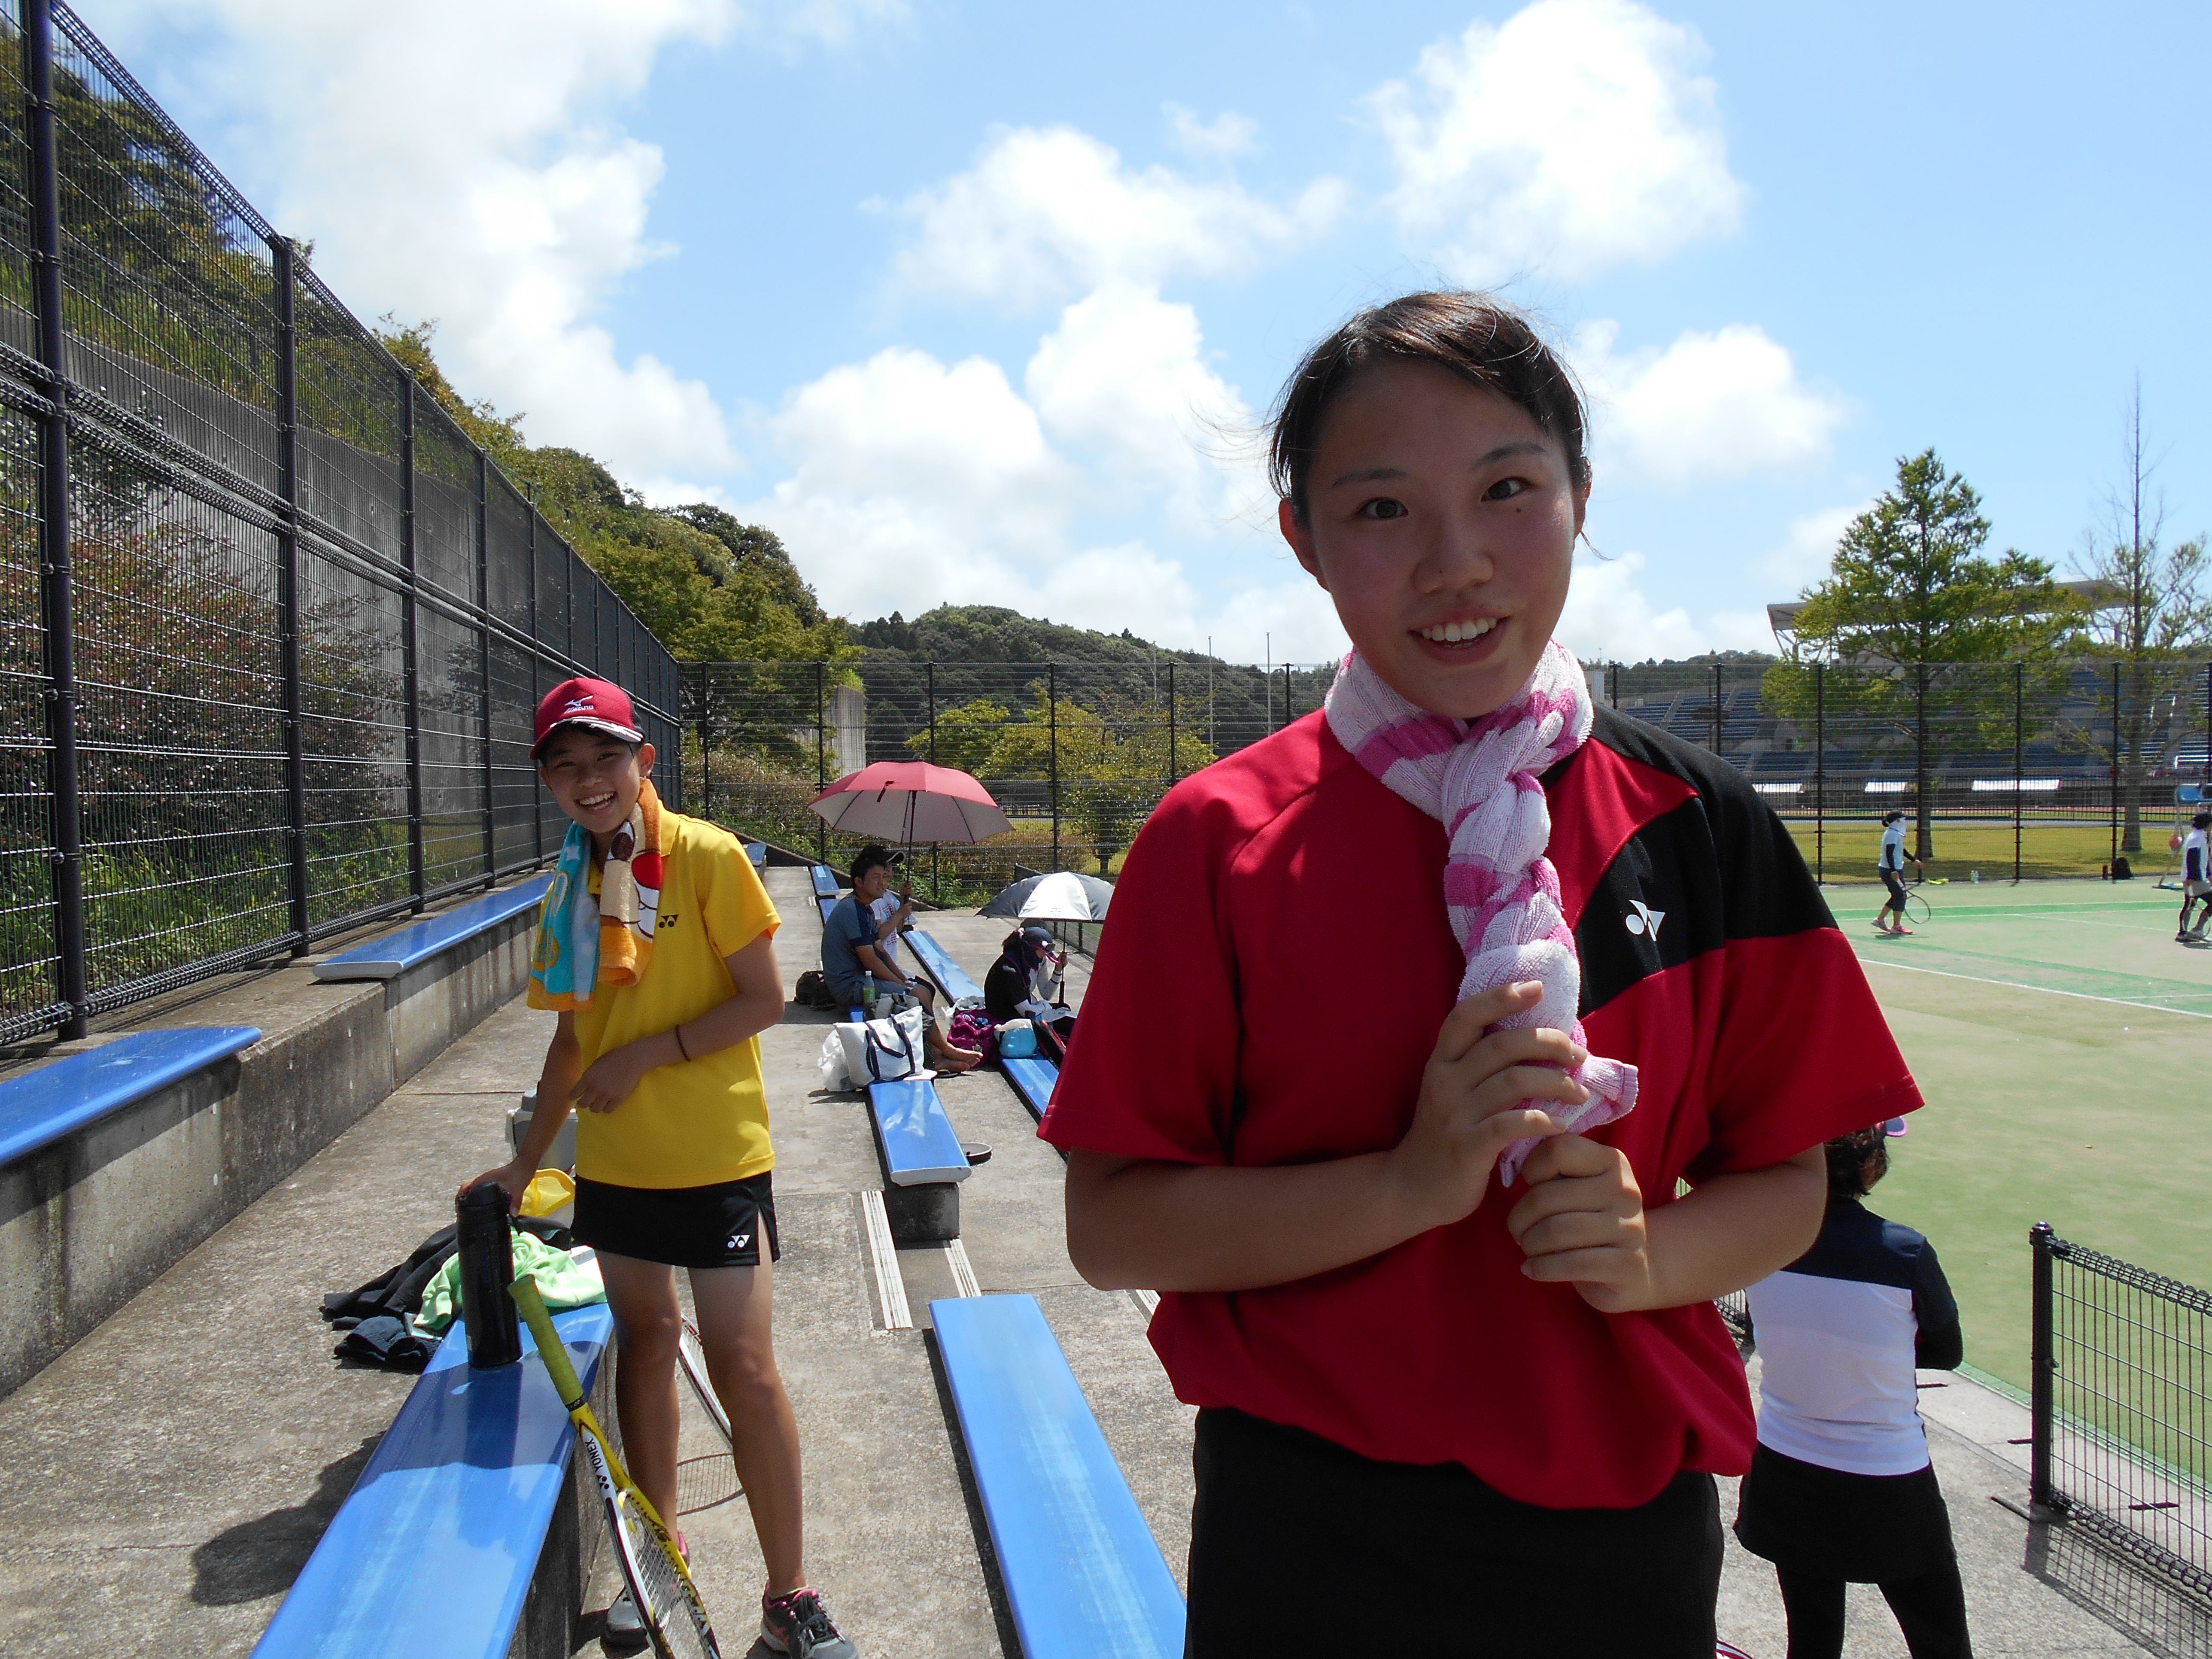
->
<box><xmin>855</xmin><ymin>605</ymin><xmax>1294</xmax><ymax>668</ymax></box>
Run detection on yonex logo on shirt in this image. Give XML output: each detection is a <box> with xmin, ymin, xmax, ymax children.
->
<box><xmin>1624</xmin><ymin>898</ymin><xmax>1666</xmax><ymax>941</ymax></box>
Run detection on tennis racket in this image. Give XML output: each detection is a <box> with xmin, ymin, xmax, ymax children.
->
<box><xmin>678</xmin><ymin>1318</ymin><xmax>733</xmax><ymax>1446</ymax></box>
<box><xmin>510</xmin><ymin>1275</ymin><xmax>722</xmax><ymax>1659</ymax></box>
<box><xmin>1902</xmin><ymin>875</ymin><xmax>1932</xmax><ymax>926</ymax></box>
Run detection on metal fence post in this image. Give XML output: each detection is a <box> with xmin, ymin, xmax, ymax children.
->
<box><xmin>475</xmin><ymin>450</ymin><xmax>494</xmax><ymax>887</ymax></box>
<box><xmin>525</xmin><ymin>488</ymin><xmax>541</xmax><ymax>864</ymax></box>
<box><xmin>1048</xmin><ymin>663</ymin><xmax>1060</xmax><ymax>871</ymax></box>
<box><xmin>1915</xmin><ymin>661</ymin><xmax>1929</xmax><ymax>862</ymax></box>
<box><xmin>2109</xmin><ymin>661</ymin><xmax>2121</xmax><ymax>876</ymax></box>
<box><xmin>1814</xmin><ymin>662</ymin><xmax>1825</xmax><ymax>885</ymax></box>
<box><xmin>697</xmin><ymin>665</ymin><xmax>712</xmax><ymax>823</ymax></box>
<box><xmin>2014</xmin><ymin>661</ymin><xmax>2024</xmax><ymax>884</ymax></box>
<box><xmin>26</xmin><ymin>0</ymin><xmax>85</xmax><ymax>1036</ymax></box>
<box><xmin>1167</xmin><ymin>662</ymin><xmax>1178</xmax><ymax>784</ymax></box>
<box><xmin>2030</xmin><ymin>1221</ymin><xmax>2057</xmax><ymax>1515</ymax></box>
<box><xmin>1709</xmin><ymin>661</ymin><xmax>1722</xmax><ymax>756</ymax></box>
<box><xmin>927</xmin><ymin>661</ymin><xmax>937</xmax><ymax>902</ymax></box>
<box><xmin>398</xmin><ymin>377</ymin><xmax>425</xmax><ymax>910</ymax></box>
<box><xmin>271</xmin><ymin>238</ymin><xmax>310</xmax><ymax>952</ymax></box>
<box><xmin>814</xmin><ymin>662</ymin><xmax>826</xmax><ymax>863</ymax></box>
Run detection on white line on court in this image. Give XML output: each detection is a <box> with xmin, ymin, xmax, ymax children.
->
<box><xmin>1857</xmin><ymin>954</ymin><xmax>2212</xmax><ymax>1019</ymax></box>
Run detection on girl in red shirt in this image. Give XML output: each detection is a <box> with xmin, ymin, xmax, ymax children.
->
<box><xmin>1042</xmin><ymin>292</ymin><xmax>1920</xmax><ymax>1656</ymax></box>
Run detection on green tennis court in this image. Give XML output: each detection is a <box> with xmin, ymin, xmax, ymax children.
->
<box><xmin>1827</xmin><ymin>877</ymin><xmax>2212</xmax><ymax>1395</ymax></box>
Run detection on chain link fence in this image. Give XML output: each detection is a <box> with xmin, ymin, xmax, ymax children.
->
<box><xmin>684</xmin><ymin>653</ymin><xmax>2211</xmax><ymax>903</ymax></box>
<box><xmin>682</xmin><ymin>659</ymin><xmax>1329</xmax><ymax>902</ymax></box>
<box><xmin>0</xmin><ymin>0</ymin><xmax>681</xmax><ymax>1045</ymax></box>
<box><xmin>1602</xmin><ymin>657</ymin><xmax>2212</xmax><ymax>884</ymax></box>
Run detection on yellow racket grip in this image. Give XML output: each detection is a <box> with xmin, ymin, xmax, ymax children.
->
<box><xmin>510</xmin><ymin>1273</ymin><xmax>585</xmax><ymax>1410</ymax></box>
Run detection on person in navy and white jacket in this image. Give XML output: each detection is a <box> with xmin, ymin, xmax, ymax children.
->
<box><xmin>1735</xmin><ymin>1125</ymin><xmax>1971</xmax><ymax>1658</ymax></box>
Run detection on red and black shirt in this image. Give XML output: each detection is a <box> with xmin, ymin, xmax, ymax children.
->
<box><xmin>1040</xmin><ymin>706</ymin><xmax>1921</xmax><ymax>1509</ymax></box>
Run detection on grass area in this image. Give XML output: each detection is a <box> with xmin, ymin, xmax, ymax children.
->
<box><xmin>1783</xmin><ymin>820</ymin><xmax>2181</xmax><ymax>883</ymax></box>
<box><xmin>1837</xmin><ymin>880</ymin><xmax>2212</xmax><ymax>1396</ymax></box>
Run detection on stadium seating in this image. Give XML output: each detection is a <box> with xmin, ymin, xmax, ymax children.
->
<box><xmin>0</xmin><ymin>1026</ymin><xmax>262</xmax><ymax>1167</ymax></box>
<box><xmin>868</xmin><ymin>1077</ymin><xmax>970</xmax><ymax>1243</ymax></box>
<box><xmin>931</xmin><ymin>1294</ymin><xmax>1185</xmax><ymax>1659</ymax></box>
<box><xmin>1002</xmin><ymin>1055</ymin><xmax>1059</xmax><ymax>1124</ymax></box>
<box><xmin>312</xmin><ymin>875</ymin><xmax>552</xmax><ymax>981</ymax></box>
<box><xmin>811</xmin><ymin>863</ymin><xmax>841</xmax><ymax>898</ymax></box>
<box><xmin>250</xmin><ymin>1302</ymin><xmax>616</xmax><ymax>1659</ymax></box>
<box><xmin>905</xmin><ymin>928</ymin><xmax>984</xmax><ymax>1003</ymax></box>
<box><xmin>745</xmin><ymin>840</ymin><xmax>767</xmax><ymax>869</ymax></box>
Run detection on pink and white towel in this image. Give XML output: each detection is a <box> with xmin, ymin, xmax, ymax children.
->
<box><xmin>1325</xmin><ymin>640</ymin><xmax>1636</xmax><ymax>1183</ymax></box>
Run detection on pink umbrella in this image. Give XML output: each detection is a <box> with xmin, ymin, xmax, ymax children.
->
<box><xmin>807</xmin><ymin>761</ymin><xmax>1013</xmax><ymax>845</ymax></box>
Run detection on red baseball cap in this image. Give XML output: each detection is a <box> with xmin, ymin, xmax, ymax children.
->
<box><xmin>533</xmin><ymin>676</ymin><xmax>642</xmax><ymax>758</ymax></box>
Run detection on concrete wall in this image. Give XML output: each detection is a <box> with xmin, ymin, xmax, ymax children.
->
<box><xmin>0</xmin><ymin>893</ymin><xmax>538</xmax><ymax>1400</ymax></box>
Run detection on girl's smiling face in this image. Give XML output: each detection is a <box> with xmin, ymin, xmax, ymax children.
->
<box><xmin>1282</xmin><ymin>358</ymin><xmax>1585</xmax><ymax>722</ymax></box>
<box><xmin>536</xmin><ymin>727</ymin><xmax>656</xmax><ymax>854</ymax></box>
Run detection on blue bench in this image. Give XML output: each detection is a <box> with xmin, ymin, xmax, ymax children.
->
<box><xmin>1001</xmin><ymin>1055</ymin><xmax>1059</xmax><ymax>1124</ymax></box>
<box><xmin>904</xmin><ymin>928</ymin><xmax>984</xmax><ymax>1003</ymax></box>
<box><xmin>868</xmin><ymin>1077</ymin><xmax>969</xmax><ymax>1242</ymax></box>
<box><xmin>252</xmin><ymin>1301</ymin><xmax>615</xmax><ymax>1659</ymax></box>
<box><xmin>932</xmin><ymin>1294</ymin><xmax>1184</xmax><ymax>1659</ymax></box>
<box><xmin>313</xmin><ymin>875</ymin><xmax>552</xmax><ymax>981</ymax></box>
<box><xmin>818</xmin><ymin>893</ymin><xmax>842</xmax><ymax>927</ymax></box>
<box><xmin>811</xmin><ymin>863</ymin><xmax>841</xmax><ymax>899</ymax></box>
<box><xmin>0</xmin><ymin>1026</ymin><xmax>262</xmax><ymax>1167</ymax></box>
<box><xmin>744</xmin><ymin>840</ymin><xmax>767</xmax><ymax>869</ymax></box>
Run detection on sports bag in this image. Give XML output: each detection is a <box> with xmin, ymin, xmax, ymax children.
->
<box><xmin>821</xmin><ymin>1006</ymin><xmax>933</xmax><ymax>1089</ymax></box>
<box><xmin>793</xmin><ymin>969</ymin><xmax>840</xmax><ymax>1010</ymax></box>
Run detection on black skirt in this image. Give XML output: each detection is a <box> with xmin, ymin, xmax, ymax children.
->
<box><xmin>1185</xmin><ymin>1407</ymin><xmax>1723</xmax><ymax>1657</ymax></box>
<box><xmin>1733</xmin><ymin>1443</ymin><xmax>1958</xmax><ymax>1583</ymax></box>
<box><xmin>571</xmin><ymin>1172</ymin><xmax>781</xmax><ymax>1270</ymax></box>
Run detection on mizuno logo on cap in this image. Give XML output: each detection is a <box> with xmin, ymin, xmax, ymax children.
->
<box><xmin>1624</xmin><ymin>898</ymin><xmax>1665</xmax><ymax>941</ymax></box>
<box><xmin>564</xmin><ymin>696</ymin><xmax>594</xmax><ymax>713</ymax></box>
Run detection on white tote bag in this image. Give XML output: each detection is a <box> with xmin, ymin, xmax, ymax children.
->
<box><xmin>822</xmin><ymin>1006</ymin><xmax>933</xmax><ymax>1090</ymax></box>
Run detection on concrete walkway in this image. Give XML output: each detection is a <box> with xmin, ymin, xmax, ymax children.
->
<box><xmin>1</xmin><ymin>866</ymin><xmax>2198</xmax><ymax>1657</ymax></box>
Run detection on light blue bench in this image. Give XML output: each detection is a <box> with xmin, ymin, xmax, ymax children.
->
<box><xmin>313</xmin><ymin>875</ymin><xmax>552</xmax><ymax>981</ymax></box>
<box><xmin>905</xmin><ymin>928</ymin><xmax>984</xmax><ymax>1003</ymax></box>
<box><xmin>810</xmin><ymin>863</ymin><xmax>841</xmax><ymax>899</ymax></box>
<box><xmin>745</xmin><ymin>840</ymin><xmax>767</xmax><ymax>869</ymax></box>
<box><xmin>252</xmin><ymin>1301</ymin><xmax>615</xmax><ymax>1659</ymax></box>
<box><xmin>0</xmin><ymin>1026</ymin><xmax>262</xmax><ymax>1166</ymax></box>
<box><xmin>932</xmin><ymin>1294</ymin><xmax>1185</xmax><ymax>1659</ymax></box>
<box><xmin>868</xmin><ymin>1077</ymin><xmax>969</xmax><ymax>1243</ymax></box>
<box><xmin>1001</xmin><ymin>1055</ymin><xmax>1059</xmax><ymax>1124</ymax></box>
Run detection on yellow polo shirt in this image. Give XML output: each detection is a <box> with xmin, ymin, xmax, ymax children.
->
<box><xmin>570</xmin><ymin>813</ymin><xmax>781</xmax><ymax>1189</ymax></box>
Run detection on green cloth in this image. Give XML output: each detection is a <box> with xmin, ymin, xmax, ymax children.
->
<box><xmin>413</xmin><ymin>1228</ymin><xmax>605</xmax><ymax>1337</ymax></box>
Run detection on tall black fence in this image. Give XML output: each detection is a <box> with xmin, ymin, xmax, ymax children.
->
<box><xmin>682</xmin><ymin>658</ymin><xmax>1326</xmax><ymax>897</ymax></box>
<box><xmin>1604</xmin><ymin>657</ymin><xmax>2212</xmax><ymax>883</ymax></box>
<box><xmin>2030</xmin><ymin>1223</ymin><xmax>2211</xmax><ymax>1602</ymax></box>
<box><xmin>0</xmin><ymin>0</ymin><xmax>681</xmax><ymax>1045</ymax></box>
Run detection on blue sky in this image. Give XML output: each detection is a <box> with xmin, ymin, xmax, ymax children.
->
<box><xmin>93</xmin><ymin>0</ymin><xmax>2212</xmax><ymax>664</ymax></box>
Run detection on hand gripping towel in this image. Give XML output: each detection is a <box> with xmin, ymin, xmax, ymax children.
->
<box><xmin>529</xmin><ymin>778</ymin><xmax>665</xmax><ymax>1011</ymax></box>
<box><xmin>1324</xmin><ymin>641</ymin><xmax>1636</xmax><ymax>1184</ymax></box>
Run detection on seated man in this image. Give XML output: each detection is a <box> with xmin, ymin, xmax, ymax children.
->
<box><xmin>820</xmin><ymin>846</ymin><xmax>981</xmax><ymax>1071</ymax></box>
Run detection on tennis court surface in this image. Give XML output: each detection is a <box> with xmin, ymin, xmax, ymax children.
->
<box><xmin>1833</xmin><ymin>877</ymin><xmax>2212</xmax><ymax>1396</ymax></box>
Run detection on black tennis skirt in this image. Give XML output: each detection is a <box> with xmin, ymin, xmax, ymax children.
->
<box><xmin>1733</xmin><ymin>1443</ymin><xmax>1958</xmax><ymax>1582</ymax></box>
<box><xmin>572</xmin><ymin>1171</ymin><xmax>780</xmax><ymax>1270</ymax></box>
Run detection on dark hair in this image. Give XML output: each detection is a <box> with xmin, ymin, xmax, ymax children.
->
<box><xmin>1268</xmin><ymin>291</ymin><xmax>1590</xmax><ymax>527</ymax></box>
<box><xmin>2195</xmin><ymin>812</ymin><xmax>2211</xmax><ymax>830</ymax></box>
<box><xmin>1825</xmin><ymin>1126</ymin><xmax>1890</xmax><ymax>1202</ymax></box>
<box><xmin>850</xmin><ymin>845</ymin><xmax>893</xmax><ymax>885</ymax></box>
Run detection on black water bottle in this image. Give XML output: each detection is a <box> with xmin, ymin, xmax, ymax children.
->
<box><xmin>456</xmin><ymin>1179</ymin><xmax>522</xmax><ymax>1368</ymax></box>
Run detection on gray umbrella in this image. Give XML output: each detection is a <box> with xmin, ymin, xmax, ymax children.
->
<box><xmin>978</xmin><ymin>870</ymin><xmax>1114</xmax><ymax>923</ymax></box>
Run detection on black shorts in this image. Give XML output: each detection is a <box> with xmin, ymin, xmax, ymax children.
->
<box><xmin>571</xmin><ymin>1172</ymin><xmax>781</xmax><ymax>1269</ymax></box>
<box><xmin>1734</xmin><ymin>1444</ymin><xmax>1958</xmax><ymax>1582</ymax></box>
<box><xmin>1881</xmin><ymin>867</ymin><xmax>1908</xmax><ymax>904</ymax></box>
<box><xmin>1185</xmin><ymin>1407</ymin><xmax>1723</xmax><ymax>1657</ymax></box>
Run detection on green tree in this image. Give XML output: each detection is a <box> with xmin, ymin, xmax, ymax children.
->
<box><xmin>1765</xmin><ymin>450</ymin><xmax>2081</xmax><ymax>857</ymax></box>
<box><xmin>2064</xmin><ymin>388</ymin><xmax>2211</xmax><ymax>852</ymax></box>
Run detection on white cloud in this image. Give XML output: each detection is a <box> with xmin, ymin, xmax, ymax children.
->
<box><xmin>1167</xmin><ymin>105</ymin><xmax>1259</xmax><ymax>159</ymax></box>
<box><xmin>100</xmin><ymin>0</ymin><xmax>749</xmax><ymax>482</ymax></box>
<box><xmin>1573</xmin><ymin>320</ymin><xmax>1848</xmax><ymax>484</ymax></box>
<box><xmin>1373</xmin><ymin>0</ymin><xmax>1742</xmax><ymax>283</ymax></box>
<box><xmin>1023</xmin><ymin>282</ymin><xmax>1267</xmax><ymax>533</ymax></box>
<box><xmin>1750</xmin><ymin>501</ymin><xmax>1868</xmax><ymax>592</ymax></box>
<box><xmin>1559</xmin><ymin>549</ymin><xmax>1773</xmax><ymax>662</ymax></box>
<box><xmin>893</xmin><ymin>125</ymin><xmax>1346</xmax><ymax>308</ymax></box>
